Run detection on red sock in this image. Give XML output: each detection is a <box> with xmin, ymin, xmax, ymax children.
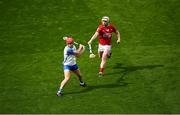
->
<box><xmin>99</xmin><ymin>68</ymin><xmax>104</xmax><ymax>73</ymax></box>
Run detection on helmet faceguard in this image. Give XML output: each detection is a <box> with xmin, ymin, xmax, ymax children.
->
<box><xmin>101</xmin><ymin>16</ymin><xmax>110</xmax><ymax>26</ymax></box>
<box><xmin>101</xmin><ymin>16</ymin><xmax>110</xmax><ymax>22</ymax></box>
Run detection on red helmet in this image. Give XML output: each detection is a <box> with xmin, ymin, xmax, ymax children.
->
<box><xmin>66</xmin><ymin>37</ymin><xmax>74</xmax><ymax>44</ymax></box>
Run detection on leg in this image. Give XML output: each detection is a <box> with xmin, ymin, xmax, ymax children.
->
<box><xmin>57</xmin><ymin>70</ymin><xmax>71</xmax><ymax>96</ymax></box>
<box><xmin>98</xmin><ymin>45</ymin><xmax>111</xmax><ymax>76</ymax></box>
<box><xmin>99</xmin><ymin>51</ymin><xmax>107</xmax><ymax>73</ymax></box>
<box><xmin>73</xmin><ymin>69</ymin><xmax>86</xmax><ymax>87</ymax></box>
<box><xmin>73</xmin><ymin>69</ymin><xmax>83</xmax><ymax>82</ymax></box>
<box><xmin>98</xmin><ymin>44</ymin><xmax>103</xmax><ymax>58</ymax></box>
<box><xmin>99</xmin><ymin>50</ymin><xmax>111</xmax><ymax>58</ymax></box>
<box><xmin>60</xmin><ymin>70</ymin><xmax>71</xmax><ymax>89</ymax></box>
<box><xmin>99</xmin><ymin>49</ymin><xmax>110</xmax><ymax>76</ymax></box>
<box><xmin>107</xmin><ymin>52</ymin><xmax>112</xmax><ymax>58</ymax></box>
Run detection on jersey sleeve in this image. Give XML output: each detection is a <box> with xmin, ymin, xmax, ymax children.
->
<box><xmin>96</xmin><ymin>25</ymin><xmax>101</xmax><ymax>33</ymax></box>
<box><xmin>111</xmin><ymin>24</ymin><xmax>117</xmax><ymax>33</ymax></box>
<box><xmin>66</xmin><ymin>48</ymin><xmax>76</xmax><ymax>55</ymax></box>
<box><xmin>67</xmin><ymin>48</ymin><xmax>74</xmax><ymax>55</ymax></box>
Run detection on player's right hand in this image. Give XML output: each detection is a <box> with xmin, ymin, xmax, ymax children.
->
<box><xmin>78</xmin><ymin>44</ymin><xmax>85</xmax><ymax>55</ymax></box>
<box><xmin>79</xmin><ymin>44</ymin><xmax>83</xmax><ymax>48</ymax></box>
<box><xmin>88</xmin><ymin>41</ymin><xmax>92</xmax><ymax>45</ymax></box>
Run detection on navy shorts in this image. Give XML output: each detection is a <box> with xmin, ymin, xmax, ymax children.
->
<box><xmin>64</xmin><ymin>64</ymin><xmax>78</xmax><ymax>71</ymax></box>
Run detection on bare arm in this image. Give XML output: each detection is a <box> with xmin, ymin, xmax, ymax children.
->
<box><xmin>116</xmin><ymin>30</ymin><xmax>121</xmax><ymax>44</ymax></box>
<box><xmin>88</xmin><ymin>32</ymin><xmax>99</xmax><ymax>45</ymax></box>
<box><xmin>74</xmin><ymin>44</ymin><xmax>85</xmax><ymax>57</ymax></box>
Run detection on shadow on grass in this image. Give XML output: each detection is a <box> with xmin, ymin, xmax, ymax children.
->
<box><xmin>65</xmin><ymin>81</ymin><xmax>130</xmax><ymax>95</ymax></box>
<box><xmin>105</xmin><ymin>63</ymin><xmax>164</xmax><ymax>83</ymax></box>
<box><xmin>65</xmin><ymin>63</ymin><xmax>164</xmax><ymax>95</ymax></box>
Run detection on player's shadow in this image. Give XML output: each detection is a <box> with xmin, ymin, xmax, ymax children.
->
<box><xmin>105</xmin><ymin>63</ymin><xmax>164</xmax><ymax>83</ymax></box>
<box><xmin>65</xmin><ymin>63</ymin><xmax>164</xmax><ymax>95</ymax></box>
<box><xmin>66</xmin><ymin>81</ymin><xmax>129</xmax><ymax>95</ymax></box>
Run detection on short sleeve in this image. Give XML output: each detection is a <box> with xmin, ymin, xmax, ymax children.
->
<box><xmin>67</xmin><ymin>48</ymin><xmax>74</xmax><ymax>55</ymax></box>
<box><xmin>96</xmin><ymin>25</ymin><xmax>101</xmax><ymax>33</ymax></box>
<box><xmin>111</xmin><ymin>24</ymin><xmax>117</xmax><ymax>33</ymax></box>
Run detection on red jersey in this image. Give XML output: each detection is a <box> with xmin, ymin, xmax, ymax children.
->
<box><xmin>96</xmin><ymin>24</ymin><xmax>117</xmax><ymax>45</ymax></box>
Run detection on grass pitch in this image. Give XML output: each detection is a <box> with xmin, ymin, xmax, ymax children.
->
<box><xmin>0</xmin><ymin>0</ymin><xmax>180</xmax><ymax>113</ymax></box>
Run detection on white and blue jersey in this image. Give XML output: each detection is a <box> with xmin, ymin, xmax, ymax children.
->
<box><xmin>63</xmin><ymin>45</ymin><xmax>78</xmax><ymax>71</ymax></box>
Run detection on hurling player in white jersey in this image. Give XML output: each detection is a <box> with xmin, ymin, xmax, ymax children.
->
<box><xmin>57</xmin><ymin>37</ymin><xmax>86</xmax><ymax>96</ymax></box>
<box><xmin>88</xmin><ymin>16</ymin><xmax>121</xmax><ymax>77</ymax></box>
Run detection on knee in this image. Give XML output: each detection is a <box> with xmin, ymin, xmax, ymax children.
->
<box><xmin>101</xmin><ymin>55</ymin><xmax>107</xmax><ymax>62</ymax></box>
<box><xmin>103</xmin><ymin>52</ymin><xmax>109</xmax><ymax>58</ymax></box>
<box><xmin>64</xmin><ymin>77</ymin><xmax>70</xmax><ymax>81</ymax></box>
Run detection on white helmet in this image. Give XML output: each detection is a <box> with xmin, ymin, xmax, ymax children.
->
<box><xmin>101</xmin><ymin>16</ymin><xmax>110</xmax><ymax>22</ymax></box>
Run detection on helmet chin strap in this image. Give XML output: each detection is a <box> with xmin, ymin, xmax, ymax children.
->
<box><xmin>104</xmin><ymin>22</ymin><xmax>109</xmax><ymax>27</ymax></box>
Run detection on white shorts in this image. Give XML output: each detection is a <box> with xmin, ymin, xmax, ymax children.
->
<box><xmin>98</xmin><ymin>44</ymin><xmax>112</xmax><ymax>53</ymax></box>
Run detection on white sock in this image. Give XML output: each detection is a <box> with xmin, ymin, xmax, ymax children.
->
<box><xmin>80</xmin><ymin>82</ymin><xmax>84</xmax><ymax>85</ymax></box>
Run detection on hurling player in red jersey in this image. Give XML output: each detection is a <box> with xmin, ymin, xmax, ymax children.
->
<box><xmin>88</xmin><ymin>16</ymin><xmax>121</xmax><ymax>77</ymax></box>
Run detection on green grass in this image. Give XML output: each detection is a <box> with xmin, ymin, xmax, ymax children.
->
<box><xmin>0</xmin><ymin>0</ymin><xmax>180</xmax><ymax>113</ymax></box>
